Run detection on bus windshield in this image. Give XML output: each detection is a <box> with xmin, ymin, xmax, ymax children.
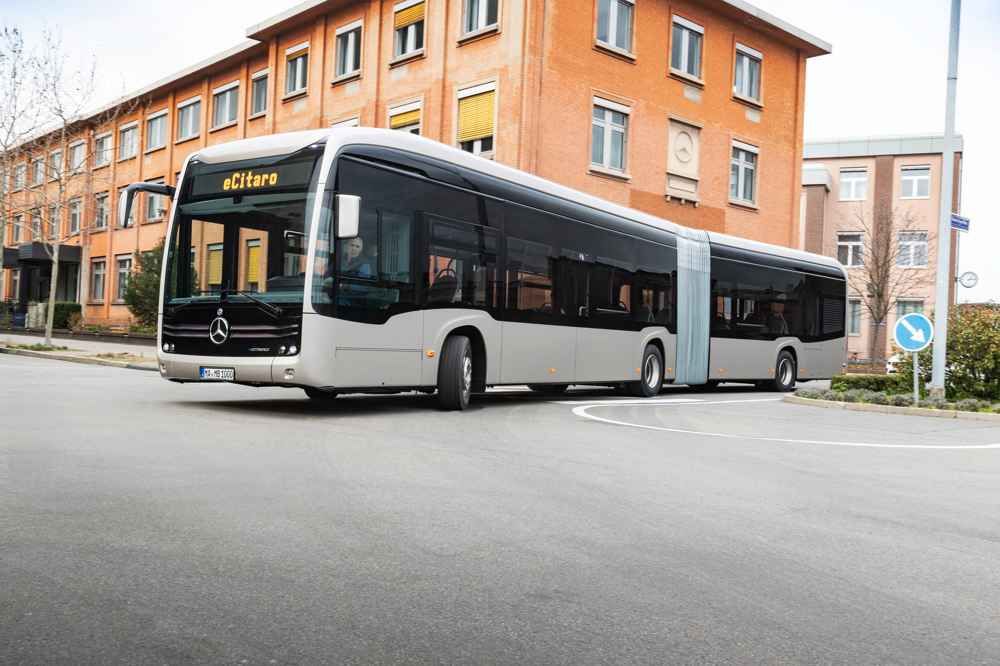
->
<box><xmin>164</xmin><ymin>147</ymin><xmax>322</xmax><ymax>307</ymax></box>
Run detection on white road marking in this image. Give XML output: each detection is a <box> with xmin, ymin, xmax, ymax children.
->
<box><xmin>556</xmin><ymin>397</ymin><xmax>706</xmax><ymax>406</ymax></box>
<box><xmin>571</xmin><ymin>400</ymin><xmax>1000</xmax><ymax>450</ymax></box>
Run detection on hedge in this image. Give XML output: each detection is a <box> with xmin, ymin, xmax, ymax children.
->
<box><xmin>830</xmin><ymin>373</ymin><xmax>906</xmax><ymax>394</ymax></box>
<box><xmin>51</xmin><ymin>302</ymin><xmax>82</xmax><ymax>330</ymax></box>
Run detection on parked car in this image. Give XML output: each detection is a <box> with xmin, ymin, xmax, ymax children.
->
<box><xmin>885</xmin><ymin>354</ymin><xmax>901</xmax><ymax>374</ymax></box>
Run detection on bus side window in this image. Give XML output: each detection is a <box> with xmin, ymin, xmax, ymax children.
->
<box><xmin>425</xmin><ymin>216</ymin><xmax>500</xmax><ymax>309</ymax></box>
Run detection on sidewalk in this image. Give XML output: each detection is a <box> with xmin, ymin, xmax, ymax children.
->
<box><xmin>0</xmin><ymin>331</ymin><xmax>158</xmax><ymax>371</ymax></box>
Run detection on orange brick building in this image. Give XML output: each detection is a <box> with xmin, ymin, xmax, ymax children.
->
<box><xmin>1</xmin><ymin>0</ymin><xmax>829</xmax><ymax>325</ymax></box>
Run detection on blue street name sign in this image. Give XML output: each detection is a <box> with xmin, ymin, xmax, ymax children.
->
<box><xmin>893</xmin><ymin>313</ymin><xmax>934</xmax><ymax>353</ymax></box>
<box><xmin>950</xmin><ymin>213</ymin><xmax>970</xmax><ymax>232</ymax></box>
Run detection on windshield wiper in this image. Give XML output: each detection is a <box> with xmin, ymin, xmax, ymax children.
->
<box><xmin>220</xmin><ymin>289</ymin><xmax>284</xmax><ymax>319</ymax></box>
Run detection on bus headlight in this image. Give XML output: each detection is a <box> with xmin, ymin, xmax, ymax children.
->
<box><xmin>162</xmin><ymin>342</ymin><xmax>174</xmax><ymax>352</ymax></box>
<box><xmin>288</xmin><ymin>345</ymin><xmax>297</xmax><ymax>355</ymax></box>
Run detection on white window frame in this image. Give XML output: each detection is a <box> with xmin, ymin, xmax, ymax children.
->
<box><xmin>839</xmin><ymin>168</ymin><xmax>868</xmax><ymax>202</ymax></box>
<box><xmin>394</xmin><ymin>0</ymin><xmax>426</xmax><ymax>59</ymax></box>
<box><xmin>12</xmin><ymin>214</ymin><xmax>23</xmax><ymax>242</ymax></box>
<box><xmin>462</xmin><ymin>0</ymin><xmax>500</xmax><ymax>37</ymax></box>
<box><xmin>118</xmin><ymin>122</ymin><xmax>138</xmax><ymax>160</ymax></box>
<box><xmin>48</xmin><ymin>149</ymin><xmax>63</xmax><ymax>181</ymax></box>
<box><xmin>285</xmin><ymin>43</ymin><xmax>310</xmax><ymax>96</ymax></box>
<box><xmin>176</xmin><ymin>96</ymin><xmax>201</xmax><ymax>141</ymax></box>
<box><xmin>388</xmin><ymin>100</ymin><xmax>422</xmax><ymax>135</ymax></box>
<box><xmin>13</xmin><ymin>163</ymin><xmax>26</xmax><ymax>191</ymax></box>
<box><xmin>211</xmin><ymin>81</ymin><xmax>240</xmax><ymax>129</ymax></box>
<box><xmin>900</xmin><ymin>165</ymin><xmax>931</xmax><ymax>199</ymax></box>
<box><xmin>331</xmin><ymin>117</ymin><xmax>360</xmax><ymax>128</ymax></box>
<box><xmin>729</xmin><ymin>140</ymin><xmax>758</xmax><ymax>206</ymax></box>
<box><xmin>250</xmin><ymin>69</ymin><xmax>269</xmax><ymax>117</ymax></box>
<box><xmin>897</xmin><ymin>231</ymin><xmax>929</xmax><ymax>268</ymax></box>
<box><xmin>47</xmin><ymin>204</ymin><xmax>59</xmax><ymax>239</ymax></box>
<box><xmin>837</xmin><ymin>232</ymin><xmax>864</xmax><ymax>268</ymax></box>
<box><xmin>94</xmin><ymin>193</ymin><xmax>109</xmax><ymax>229</ymax></box>
<box><xmin>68</xmin><ymin>197</ymin><xmax>82</xmax><ymax>235</ymax></box>
<box><xmin>590</xmin><ymin>96</ymin><xmax>631</xmax><ymax>175</ymax></box>
<box><xmin>334</xmin><ymin>20</ymin><xmax>364</xmax><ymax>81</ymax></box>
<box><xmin>896</xmin><ymin>300</ymin><xmax>925</xmax><ymax>318</ymax></box>
<box><xmin>90</xmin><ymin>259</ymin><xmax>106</xmax><ymax>302</ymax></box>
<box><xmin>94</xmin><ymin>132</ymin><xmax>113</xmax><ymax>167</ymax></box>
<box><xmin>145</xmin><ymin>110</ymin><xmax>168</xmax><ymax>151</ymax></box>
<box><xmin>117</xmin><ymin>187</ymin><xmax>135</xmax><ymax>228</ymax></box>
<box><xmin>848</xmin><ymin>298</ymin><xmax>862</xmax><ymax>336</ymax></box>
<box><xmin>670</xmin><ymin>15</ymin><xmax>704</xmax><ymax>81</ymax></box>
<box><xmin>595</xmin><ymin>0</ymin><xmax>635</xmax><ymax>56</ymax></box>
<box><xmin>115</xmin><ymin>253</ymin><xmax>133</xmax><ymax>302</ymax></box>
<box><xmin>733</xmin><ymin>43</ymin><xmax>763</xmax><ymax>103</ymax></box>
<box><xmin>145</xmin><ymin>178</ymin><xmax>168</xmax><ymax>221</ymax></box>
<box><xmin>68</xmin><ymin>141</ymin><xmax>86</xmax><ymax>173</ymax></box>
<box><xmin>30</xmin><ymin>158</ymin><xmax>44</xmax><ymax>186</ymax></box>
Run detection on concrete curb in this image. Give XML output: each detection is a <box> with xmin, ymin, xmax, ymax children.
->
<box><xmin>784</xmin><ymin>395</ymin><xmax>1000</xmax><ymax>422</ymax></box>
<box><xmin>0</xmin><ymin>347</ymin><xmax>158</xmax><ymax>372</ymax></box>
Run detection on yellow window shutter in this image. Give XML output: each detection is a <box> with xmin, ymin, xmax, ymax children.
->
<box><xmin>457</xmin><ymin>90</ymin><xmax>495</xmax><ymax>143</ymax></box>
<box><xmin>208</xmin><ymin>247</ymin><xmax>223</xmax><ymax>284</ymax></box>
<box><xmin>394</xmin><ymin>2</ymin><xmax>425</xmax><ymax>29</ymax></box>
<box><xmin>246</xmin><ymin>243</ymin><xmax>261</xmax><ymax>284</ymax></box>
<box><xmin>390</xmin><ymin>109</ymin><xmax>421</xmax><ymax>129</ymax></box>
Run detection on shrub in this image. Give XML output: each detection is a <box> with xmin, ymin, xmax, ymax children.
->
<box><xmin>124</xmin><ymin>241</ymin><xmax>164</xmax><ymax>329</ymax></box>
<box><xmin>67</xmin><ymin>312</ymin><xmax>84</xmax><ymax>332</ymax></box>
<box><xmin>954</xmin><ymin>398</ymin><xmax>991</xmax><ymax>413</ymax></box>
<box><xmin>918</xmin><ymin>397</ymin><xmax>949</xmax><ymax>410</ymax></box>
<box><xmin>888</xmin><ymin>394</ymin><xmax>914</xmax><ymax>407</ymax></box>
<box><xmin>796</xmin><ymin>388</ymin><xmax>823</xmax><ymax>399</ymax></box>
<box><xmin>868</xmin><ymin>392</ymin><xmax>889</xmax><ymax>405</ymax></box>
<box><xmin>842</xmin><ymin>389</ymin><xmax>868</xmax><ymax>403</ymax></box>
<box><xmin>50</xmin><ymin>302</ymin><xmax>82</xmax><ymax>330</ymax></box>
<box><xmin>826</xmin><ymin>390</ymin><xmax>846</xmax><ymax>402</ymax></box>
<box><xmin>831</xmin><ymin>374</ymin><xmax>906</xmax><ymax>394</ymax></box>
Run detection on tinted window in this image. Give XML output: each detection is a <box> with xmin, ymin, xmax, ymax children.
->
<box><xmin>426</xmin><ymin>215</ymin><xmax>500</xmax><ymax>309</ymax></box>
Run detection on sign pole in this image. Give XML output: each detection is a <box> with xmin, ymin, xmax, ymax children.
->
<box><xmin>913</xmin><ymin>352</ymin><xmax>920</xmax><ymax>405</ymax></box>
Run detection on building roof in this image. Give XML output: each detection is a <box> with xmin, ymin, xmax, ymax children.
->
<box><xmin>717</xmin><ymin>0</ymin><xmax>831</xmax><ymax>56</ymax></box>
<box><xmin>804</xmin><ymin>134</ymin><xmax>965</xmax><ymax>160</ymax></box>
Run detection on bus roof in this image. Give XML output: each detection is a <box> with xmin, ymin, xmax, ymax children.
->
<box><xmin>192</xmin><ymin>128</ymin><xmax>844</xmax><ymax>275</ymax></box>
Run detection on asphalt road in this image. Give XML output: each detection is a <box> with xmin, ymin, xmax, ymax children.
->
<box><xmin>2</xmin><ymin>353</ymin><xmax>1000</xmax><ymax>664</ymax></box>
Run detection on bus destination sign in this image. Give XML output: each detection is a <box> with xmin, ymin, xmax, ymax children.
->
<box><xmin>189</xmin><ymin>159</ymin><xmax>316</xmax><ymax>198</ymax></box>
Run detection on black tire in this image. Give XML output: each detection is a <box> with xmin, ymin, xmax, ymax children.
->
<box><xmin>438</xmin><ymin>335</ymin><xmax>473</xmax><ymax>411</ymax></box>
<box><xmin>627</xmin><ymin>345</ymin><xmax>664</xmax><ymax>398</ymax></box>
<box><xmin>528</xmin><ymin>384</ymin><xmax>569</xmax><ymax>395</ymax></box>
<box><xmin>304</xmin><ymin>387</ymin><xmax>338</xmax><ymax>401</ymax></box>
<box><xmin>763</xmin><ymin>350</ymin><xmax>797</xmax><ymax>392</ymax></box>
<box><xmin>702</xmin><ymin>380</ymin><xmax>720</xmax><ymax>391</ymax></box>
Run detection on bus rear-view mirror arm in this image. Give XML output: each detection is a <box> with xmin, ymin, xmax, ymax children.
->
<box><xmin>118</xmin><ymin>183</ymin><xmax>177</xmax><ymax>227</ymax></box>
<box><xmin>335</xmin><ymin>194</ymin><xmax>361</xmax><ymax>238</ymax></box>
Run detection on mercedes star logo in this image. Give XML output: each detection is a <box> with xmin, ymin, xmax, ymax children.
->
<box><xmin>209</xmin><ymin>316</ymin><xmax>230</xmax><ymax>345</ymax></box>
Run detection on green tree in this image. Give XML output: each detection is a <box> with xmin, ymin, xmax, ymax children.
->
<box><xmin>898</xmin><ymin>304</ymin><xmax>1000</xmax><ymax>400</ymax></box>
<box><xmin>124</xmin><ymin>240</ymin><xmax>164</xmax><ymax>329</ymax></box>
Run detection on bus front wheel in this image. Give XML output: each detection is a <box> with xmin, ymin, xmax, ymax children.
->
<box><xmin>761</xmin><ymin>350</ymin><xmax>797</xmax><ymax>392</ymax></box>
<box><xmin>627</xmin><ymin>345</ymin><xmax>664</xmax><ymax>398</ymax></box>
<box><xmin>304</xmin><ymin>387</ymin><xmax>338</xmax><ymax>401</ymax></box>
<box><xmin>438</xmin><ymin>334</ymin><xmax>473</xmax><ymax>411</ymax></box>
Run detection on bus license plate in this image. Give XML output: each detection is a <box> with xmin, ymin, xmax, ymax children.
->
<box><xmin>200</xmin><ymin>367</ymin><xmax>235</xmax><ymax>381</ymax></box>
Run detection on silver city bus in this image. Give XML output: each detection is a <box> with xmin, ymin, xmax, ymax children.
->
<box><xmin>119</xmin><ymin>128</ymin><xmax>846</xmax><ymax>410</ymax></box>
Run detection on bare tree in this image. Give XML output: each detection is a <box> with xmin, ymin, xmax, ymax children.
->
<box><xmin>846</xmin><ymin>201</ymin><xmax>935</xmax><ymax>366</ymax></box>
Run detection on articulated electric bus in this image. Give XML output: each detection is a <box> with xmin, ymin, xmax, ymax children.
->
<box><xmin>120</xmin><ymin>128</ymin><xmax>846</xmax><ymax>410</ymax></box>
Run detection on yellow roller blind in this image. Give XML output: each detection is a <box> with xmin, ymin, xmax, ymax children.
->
<box><xmin>394</xmin><ymin>2</ymin><xmax>425</xmax><ymax>29</ymax></box>
<box><xmin>246</xmin><ymin>242</ymin><xmax>261</xmax><ymax>284</ymax></box>
<box><xmin>457</xmin><ymin>90</ymin><xmax>495</xmax><ymax>143</ymax></box>
<box><xmin>390</xmin><ymin>109</ymin><xmax>421</xmax><ymax>129</ymax></box>
<box><xmin>207</xmin><ymin>246</ymin><xmax>223</xmax><ymax>285</ymax></box>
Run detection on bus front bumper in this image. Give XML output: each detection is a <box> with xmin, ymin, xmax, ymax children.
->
<box><xmin>157</xmin><ymin>352</ymin><xmax>304</xmax><ymax>386</ymax></box>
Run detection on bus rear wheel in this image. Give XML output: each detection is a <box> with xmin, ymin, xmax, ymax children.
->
<box><xmin>304</xmin><ymin>387</ymin><xmax>338</xmax><ymax>401</ymax></box>
<box><xmin>627</xmin><ymin>345</ymin><xmax>664</xmax><ymax>398</ymax></box>
<box><xmin>528</xmin><ymin>384</ymin><xmax>569</xmax><ymax>395</ymax></box>
<box><xmin>438</xmin><ymin>334</ymin><xmax>473</xmax><ymax>411</ymax></box>
<box><xmin>762</xmin><ymin>351</ymin><xmax>797</xmax><ymax>392</ymax></box>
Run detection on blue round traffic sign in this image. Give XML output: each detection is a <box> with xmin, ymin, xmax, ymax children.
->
<box><xmin>893</xmin><ymin>313</ymin><xmax>934</xmax><ymax>353</ymax></box>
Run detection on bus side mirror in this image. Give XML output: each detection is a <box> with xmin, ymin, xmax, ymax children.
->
<box><xmin>118</xmin><ymin>188</ymin><xmax>135</xmax><ymax>228</ymax></box>
<box><xmin>335</xmin><ymin>194</ymin><xmax>361</xmax><ymax>238</ymax></box>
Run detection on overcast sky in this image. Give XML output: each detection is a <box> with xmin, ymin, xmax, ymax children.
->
<box><xmin>3</xmin><ymin>0</ymin><xmax>998</xmax><ymax>302</ymax></box>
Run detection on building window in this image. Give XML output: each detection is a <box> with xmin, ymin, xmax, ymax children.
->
<box><xmin>30</xmin><ymin>211</ymin><xmax>41</xmax><ymax>239</ymax></box>
<box><xmin>729</xmin><ymin>141</ymin><xmax>758</xmax><ymax>205</ymax></box>
<box><xmin>94</xmin><ymin>133</ymin><xmax>112</xmax><ymax>167</ymax></box>
<box><xmin>69</xmin><ymin>198</ymin><xmax>82</xmax><ymax>235</ymax></box>
<box><xmin>115</xmin><ymin>255</ymin><xmax>132</xmax><ymax>302</ymax></box>
<box><xmin>848</xmin><ymin>299</ymin><xmax>862</xmax><ymax>336</ymax></box>
<box><xmin>901</xmin><ymin>166</ymin><xmax>931</xmax><ymax>199</ymax></box>
<box><xmin>145</xmin><ymin>178</ymin><xmax>167</xmax><ymax>221</ymax></box>
<box><xmin>69</xmin><ymin>142</ymin><xmax>86</xmax><ymax>172</ymax></box>
<box><xmin>733</xmin><ymin>43</ymin><xmax>762</xmax><ymax>103</ymax></box>
<box><xmin>90</xmin><ymin>259</ymin><xmax>106</xmax><ymax>302</ymax></box>
<box><xmin>667</xmin><ymin>119</ymin><xmax>701</xmax><ymax>202</ymax></box>
<box><xmin>591</xmin><ymin>97</ymin><xmax>629</xmax><ymax>173</ymax></box>
<box><xmin>48</xmin><ymin>150</ymin><xmax>63</xmax><ymax>181</ymax></box>
<box><xmin>837</xmin><ymin>233</ymin><xmax>864</xmax><ymax>267</ymax></box>
<box><xmin>670</xmin><ymin>15</ymin><xmax>703</xmax><ymax>80</ymax></box>
<box><xmin>207</xmin><ymin>243</ymin><xmax>224</xmax><ymax>293</ymax></box>
<box><xmin>897</xmin><ymin>231</ymin><xmax>928</xmax><ymax>267</ymax></box>
<box><xmin>335</xmin><ymin>22</ymin><xmax>363</xmax><ymax>80</ymax></box>
<box><xmin>48</xmin><ymin>205</ymin><xmax>59</xmax><ymax>239</ymax></box>
<box><xmin>250</xmin><ymin>71</ymin><xmax>268</xmax><ymax>116</ymax></box>
<box><xmin>177</xmin><ymin>98</ymin><xmax>201</xmax><ymax>141</ymax></box>
<box><xmin>10</xmin><ymin>269</ymin><xmax>19</xmax><ymax>299</ymax></box>
<box><xmin>839</xmin><ymin>168</ymin><xmax>868</xmax><ymax>201</ymax></box>
<box><xmin>463</xmin><ymin>0</ymin><xmax>498</xmax><ymax>36</ymax></box>
<box><xmin>119</xmin><ymin>124</ymin><xmax>138</xmax><ymax>160</ymax></box>
<box><xmin>596</xmin><ymin>0</ymin><xmax>634</xmax><ymax>54</ymax></box>
<box><xmin>13</xmin><ymin>164</ymin><xmax>26</xmax><ymax>190</ymax></box>
<box><xmin>458</xmin><ymin>83</ymin><xmax>496</xmax><ymax>159</ymax></box>
<box><xmin>245</xmin><ymin>239</ymin><xmax>261</xmax><ymax>292</ymax></box>
<box><xmin>331</xmin><ymin>117</ymin><xmax>360</xmax><ymax>128</ymax></box>
<box><xmin>394</xmin><ymin>0</ymin><xmax>425</xmax><ymax>58</ymax></box>
<box><xmin>31</xmin><ymin>159</ymin><xmax>44</xmax><ymax>186</ymax></box>
<box><xmin>146</xmin><ymin>112</ymin><xmax>167</xmax><ymax>150</ymax></box>
<box><xmin>285</xmin><ymin>44</ymin><xmax>309</xmax><ymax>95</ymax></box>
<box><xmin>896</xmin><ymin>300</ymin><xmax>924</xmax><ymax>317</ymax></box>
<box><xmin>212</xmin><ymin>83</ymin><xmax>239</xmax><ymax>128</ymax></box>
<box><xmin>94</xmin><ymin>193</ymin><xmax>109</xmax><ymax>229</ymax></box>
<box><xmin>389</xmin><ymin>102</ymin><xmax>421</xmax><ymax>134</ymax></box>
<box><xmin>12</xmin><ymin>215</ymin><xmax>22</xmax><ymax>243</ymax></box>
<box><xmin>118</xmin><ymin>188</ymin><xmax>134</xmax><ymax>228</ymax></box>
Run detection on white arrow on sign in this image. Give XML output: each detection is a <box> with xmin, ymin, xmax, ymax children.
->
<box><xmin>899</xmin><ymin>317</ymin><xmax>925</xmax><ymax>344</ymax></box>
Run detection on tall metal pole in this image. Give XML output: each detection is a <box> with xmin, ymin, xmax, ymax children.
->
<box><xmin>929</xmin><ymin>0</ymin><xmax>961</xmax><ymax>398</ymax></box>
